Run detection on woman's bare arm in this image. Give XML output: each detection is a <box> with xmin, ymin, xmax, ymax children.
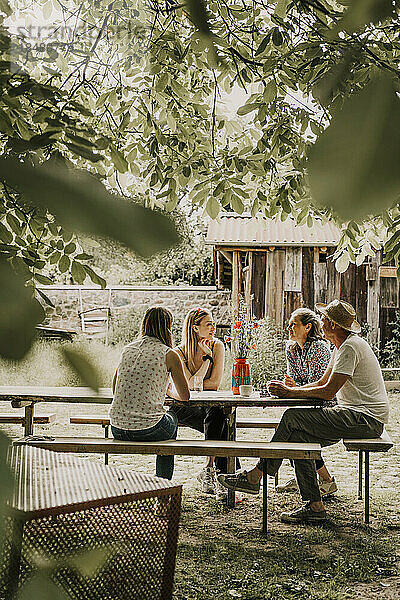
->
<box><xmin>166</xmin><ymin>350</ymin><xmax>190</xmax><ymax>401</ymax></box>
<box><xmin>203</xmin><ymin>339</ymin><xmax>225</xmax><ymax>391</ymax></box>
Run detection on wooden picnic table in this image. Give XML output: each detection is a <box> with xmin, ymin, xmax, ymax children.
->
<box><xmin>1</xmin><ymin>385</ymin><xmax>323</xmax><ymax>508</ymax></box>
<box><xmin>2</xmin><ymin>444</ymin><xmax>182</xmax><ymax>600</ymax></box>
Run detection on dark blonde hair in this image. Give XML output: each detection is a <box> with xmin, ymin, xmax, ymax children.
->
<box><xmin>181</xmin><ymin>308</ymin><xmax>211</xmax><ymax>373</ymax></box>
<box><xmin>288</xmin><ymin>307</ymin><xmax>324</xmax><ymax>350</ymax></box>
<box><xmin>141</xmin><ymin>306</ymin><xmax>173</xmax><ymax>348</ymax></box>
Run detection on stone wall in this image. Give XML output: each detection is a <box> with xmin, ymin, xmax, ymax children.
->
<box><xmin>38</xmin><ymin>285</ymin><xmax>232</xmax><ymax>332</ymax></box>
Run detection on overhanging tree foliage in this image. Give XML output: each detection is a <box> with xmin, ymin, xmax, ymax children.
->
<box><xmin>0</xmin><ymin>0</ymin><xmax>399</xmax><ymax>360</ymax></box>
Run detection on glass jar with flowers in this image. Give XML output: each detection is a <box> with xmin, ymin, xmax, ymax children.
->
<box><xmin>225</xmin><ymin>295</ymin><xmax>259</xmax><ymax>394</ymax></box>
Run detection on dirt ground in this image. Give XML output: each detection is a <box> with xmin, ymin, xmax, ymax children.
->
<box><xmin>1</xmin><ymin>393</ymin><xmax>399</xmax><ymax>600</ymax></box>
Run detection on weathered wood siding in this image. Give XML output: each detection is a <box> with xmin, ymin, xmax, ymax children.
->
<box><xmin>265</xmin><ymin>250</ymin><xmax>285</xmax><ymax>325</ymax></box>
<box><xmin>251</xmin><ymin>252</ymin><xmax>266</xmax><ymax>319</ymax></box>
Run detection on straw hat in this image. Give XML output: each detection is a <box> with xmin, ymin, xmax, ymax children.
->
<box><xmin>315</xmin><ymin>299</ymin><xmax>361</xmax><ymax>333</ymax></box>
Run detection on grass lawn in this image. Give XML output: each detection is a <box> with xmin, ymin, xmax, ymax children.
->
<box><xmin>0</xmin><ymin>390</ymin><xmax>399</xmax><ymax>600</ymax></box>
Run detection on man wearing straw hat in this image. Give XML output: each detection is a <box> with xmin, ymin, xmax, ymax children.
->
<box><xmin>218</xmin><ymin>300</ymin><xmax>389</xmax><ymax>524</ymax></box>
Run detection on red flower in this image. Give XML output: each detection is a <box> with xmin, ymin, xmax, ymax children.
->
<box><xmin>224</xmin><ymin>335</ymin><xmax>231</xmax><ymax>342</ymax></box>
<box><xmin>253</xmin><ymin>322</ymin><xmax>259</xmax><ymax>329</ymax></box>
<box><xmin>252</xmin><ymin>343</ymin><xmax>257</xmax><ymax>350</ymax></box>
<box><xmin>234</xmin><ymin>321</ymin><xmax>242</xmax><ymax>329</ymax></box>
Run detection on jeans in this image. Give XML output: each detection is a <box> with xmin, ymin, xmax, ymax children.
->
<box><xmin>111</xmin><ymin>411</ymin><xmax>178</xmax><ymax>480</ymax></box>
<box><xmin>257</xmin><ymin>406</ymin><xmax>384</xmax><ymax>502</ymax></box>
<box><xmin>169</xmin><ymin>404</ymin><xmax>232</xmax><ymax>472</ymax></box>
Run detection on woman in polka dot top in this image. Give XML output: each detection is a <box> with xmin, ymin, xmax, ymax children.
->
<box><xmin>110</xmin><ymin>306</ymin><xmax>189</xmax><ymax>480</ymax></box>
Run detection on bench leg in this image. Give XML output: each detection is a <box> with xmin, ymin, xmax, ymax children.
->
<box><xmin>364</xmin><ymin>451</ymin><xmax>370</xmax><ymax>524</ymax></box>
<box><xmin>226</xmin><ymin>409</ymin><xmax>236</xmax><ymax>509</ymax></box>
<box><xmin>24</xmin><ymin>404</ymin><xmax>34</xmax><ymax>437</ymax></box>
<box><xmin>358</xmin><ymin>450</ymin><xmax>363</xmax><ymax>500</ymax></box>
<box><xmin>262</xmin><ymin>462</ymin><xmax>268</xmax><ymax>535</ymax></box>
<box><xmin>103</xmin><ymin>424</ymin><xmax>109</xmax><ymax>465</ymax></box>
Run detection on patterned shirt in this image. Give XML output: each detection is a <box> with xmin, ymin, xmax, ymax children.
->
<box><xmin>110</xmin><ymin>336</ymin><xmax>170</xmax><ymax>431</ymax></box>
<box><xmin>286</xmin><ymin>338</ymin><xmax>335</xmax><ymax>406</ymax></box>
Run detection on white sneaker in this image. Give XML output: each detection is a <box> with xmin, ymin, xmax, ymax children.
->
<box><xmin>197</xmin><ymin>466</ymin><xmax>216</xmax><ymax>494</ymax></box>
<box><xmin>275</xmin><ymin>478</ymin><xmax>298</xmax><ymax>493</ymax></box>
<box><xmin>214</xmin><ymin>472</ymin><xmax>228</xmax><ymax>501</ymax></box>
<box><xmin>319</xmin><ymin>477</ymin><xmax>338</xmax><ymax>496</ymax></box>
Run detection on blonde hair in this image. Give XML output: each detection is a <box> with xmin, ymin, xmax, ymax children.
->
<box><xmin>287</xmin><ymin>307</ymin><xmax>324</xmax><ymax>351</ymax></box>
<box><xmin>181</xmin><ymin>308</ymin><xmax>211</xmax><ymax>374</ymax></box>
<box><xmin>141</xmin><ymin>306</ymin><xmax>173</xmax><ymax>348</ymax></box>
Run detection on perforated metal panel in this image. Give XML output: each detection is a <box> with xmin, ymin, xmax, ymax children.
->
<box><xmin>0</xmin><ymin>446</ymin><xmax>181</xmax><ymax>600</ymax></box>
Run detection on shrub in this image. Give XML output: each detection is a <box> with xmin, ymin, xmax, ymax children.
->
<box><xmin>0</xmin><ymin>338</ymin><xmax>121</xmax><ymax>387</ymax></box>
<box><xmin>247</xmin><ymin>317</ymin><xmax>287</xmax><ymax>389</ymax></box>
<box><xmin>109</xmin><ymin>306</ymin><xmax>184</xmax><ymax>347</ymax></box>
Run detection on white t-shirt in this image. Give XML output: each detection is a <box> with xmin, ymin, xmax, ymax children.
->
<box><xmin>329</xmin><ymin>334</ymin><xmax>389</xmax><ymax>424</ymax></box>
<box><xmin>110</xmin><ymin>336</ymin><xmax>170</xmax><ymax>430</ymax></box>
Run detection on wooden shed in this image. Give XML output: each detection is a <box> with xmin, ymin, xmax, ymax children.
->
<box><xmin>206</xmin><ymin>214</ymin><xmax>399</xmax><ymax>348</ymax></box>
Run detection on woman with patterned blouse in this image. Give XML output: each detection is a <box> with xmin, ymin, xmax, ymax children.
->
<box><xmin>110</xmin><ymin>306</ymin><xmax>190</xmax><ymax>480</ymax></box>
<box><xmin>276</xmin><ymin>307</ymin><xmax>337</xmax><ymax>496</ymax></box>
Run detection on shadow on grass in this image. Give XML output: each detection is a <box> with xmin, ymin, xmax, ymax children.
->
<box><xmin>174</xmin><ymin>495</ymin><xmax>399</xmax><ymax>600</ymax></box>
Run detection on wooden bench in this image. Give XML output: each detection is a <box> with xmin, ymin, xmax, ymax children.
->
<box><xmin>69</xmin><ymin>415</ymin><xmax>281</xmax><ymax>467</ymax></box>
<box><xmin>0</xmin><ymin>413</ymin><xmax>56</xmax><ymax>426</ymax></box>
<box><xmin>343</xmin><ymin>431</ymin><xmax>393</xmax><ymax>523</ymax></box>
<box><xmin>15</xmin><ymin>437</ymin><xmax>322</xmax><ymax>534</ymax></box>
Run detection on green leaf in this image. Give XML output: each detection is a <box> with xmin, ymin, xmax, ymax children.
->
<box><xmin>237</xmin><ymin>103</ymin><xmax>259</xmax><ymax>116</ymax></box>
<box><xmin>0</xmin><ymin>159</ymin><xmax>179</xmax><ymax>258</ymax></box>
<box><xmin>308</xmin><ymin>75</ymin><xmax>400</xmax><ymax>219</ymax></box>
<box><xmin>263</xmin><ymin>80</ymin><xmax>277</xmax><ymax>104</ymax></box>
<box><xmin>34</xmin><ymin>273</ymin><xmax>53</xmax><ymax>285</ymax></box>
<box><xmin>64</xmin><ymin>142</ymin><xmax>102</xmax><ymax>162</ymax></box>
<box><xmin>0</xmin><ymin>221</ymin><xmax>12</xmax><ymax>243</ymax></box>
<box><xmin>255</xmin><ymin>34</ymin><xmax>269</xmax><ymax>56</ymax></box>
<box><xmin>335</xmin><ymin>252</ymin><xmax>350</xmax><ymax>273</ymax></box>
<box><xmin>58</xmin><ymin>255</ymin><xmax>70</xmax><ymax>273</ymax></box>
<box><xmin>83</xmin><ymin>264</ymin><xmax>106</xmax><ymax>288</ymax></box>
<box><xmin>0</xmin><ymin>259</ymin><xmax>45</xmax><ymax>359</ymax></box>
<box><xmin>206</xmin><ymin>197</ymin><xmax>220</xmax><ymax>219</ymax></box>
<box><xmin>36</xmin><ymin>287</ymin><xmax>55</xmax><ymax>308</ymax></box>
<box><xmin>110</xmin><ymin>146</ymin><xmax>129</xmax><ymax>173</ymax></box>
<box><xmin>62</xmin><ymin>348</ymin><xmax>100</xmax><ymax>392</ymax></box>
<box><xmin>335</xmin><ymin>0</ymin><xmax>394</xmax><ymax>33</ymax></box>
<box><xmin>274</xmin><ymin>0</ymin><xmax>289</xmax><ymax>19</ymax></box>
<box><xmin>71</xmin><ymin>261</ymin><xmax>87</xmax><ymax>283</ymax></box>
<box><xmin>230</xmin><ymin>195</ymin><xmax>244</xmax><ymax>214</ymax></box>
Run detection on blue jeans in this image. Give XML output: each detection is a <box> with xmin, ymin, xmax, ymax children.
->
<box><xmin>111</xmin><ymin>411</ymin><xmax>178</xmax><ymax>480</ymax></box>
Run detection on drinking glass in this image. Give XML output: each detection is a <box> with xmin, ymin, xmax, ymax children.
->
<box><xmin>193</xmin><ymin>376</ymin><xmax>203</xmax><ymax>392</ymax></box>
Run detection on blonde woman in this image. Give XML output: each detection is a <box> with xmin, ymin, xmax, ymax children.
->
<box><xmin>170</xmin><ymin>308</ymin><xmax>228</xmax><ymax>498</ymax></box>
<box><xmin>110</xmin><ymin>306</ymin><xmax>189</xmax><ymax>480</ymax></box>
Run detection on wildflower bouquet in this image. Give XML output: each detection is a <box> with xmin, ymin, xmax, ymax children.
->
<box><xmin>225</xmin><ymin>295</ymin><xmax>259</xmax><ymax>359</ymax></box>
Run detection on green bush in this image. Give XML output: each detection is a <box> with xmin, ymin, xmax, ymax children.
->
<box><xmin>0</xmin><ymin>338</ymin><xmax>121</xmax><ymax>387</ymax></box>
<box><xmin>109</xmin><ymin>307</ymin><xmax>184</xmax><ymax>348</ymax></box>
<box><xmin>248</xmin><ymin>317</ymin><xmax>287</xmax><ymax>389</ymax></box>
<box><xmin>380</xmin><ymin>310</ymin><xmax>400</xmax><ymax>378</ymax></box>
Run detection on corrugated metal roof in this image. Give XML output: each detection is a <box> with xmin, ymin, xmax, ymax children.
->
<box><xmin>206</xmin><ymin>214</ymin><xmax>340</xmax><ymax>247</ymax></box>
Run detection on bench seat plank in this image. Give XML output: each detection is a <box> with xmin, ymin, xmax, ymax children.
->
<box><xmin>0</xmin><ymin>414</ymin><xmax>56</xmax><ymax>424</ymax></box>
<box><xmin>236</xmin><ymin>417</ymin><xmax>280</xmax><ymax>429</ymax></box>
<box><xmin>343</xmin><ymin>431</ymin><xmax>393</xmax><ymax>452</ymax></box>
<box><xmin>70</xmin><ymin>415</ymin><xmax>281</xmax><ymax>429</ymax></box>
<box><xmin>16</xmin><ymin>437</ymin><xmax>321</xmax><ymax>460</ymax></box>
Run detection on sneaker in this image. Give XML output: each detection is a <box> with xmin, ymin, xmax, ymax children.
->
<box><xmin>319</xmin><ymin>477</ymin><xmax>337</xmax><ymax>497</ymax></box>
<box><xmin>275</xmin><ymin>477</ymin><xmax>298</xmax><ymax>493</ymax></box>
<box><xmin>197</xmin><ymin>466</ymin><xmax>216</xmax><ymax>494</ymax></box>
<box><xmin>217</xmin><ymin>471</ymin><xmax>260</xmax><ymax>495</ymax></box>
<box><xmin>214</xmin><ymin>472</ymin><xmax>228</xmax><ymax>501</ymax></box>
<box><xmin>281</xmin><ymin>502</ymin><xmax>327</xmax><ymax>524</ymax></box>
